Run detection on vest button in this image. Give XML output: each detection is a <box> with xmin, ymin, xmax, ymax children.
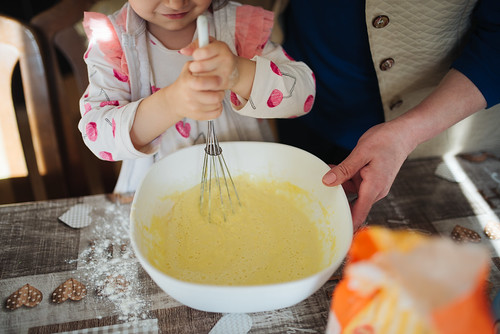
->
<box><xmin>380</xmin><ymin>58</ymin><xmax>395</xmax><ymax>71</ymax></box>
<box><xmin>372</xmin><ymin>15</ymin><xmax>390</xmax><ymax>28</ymax></box>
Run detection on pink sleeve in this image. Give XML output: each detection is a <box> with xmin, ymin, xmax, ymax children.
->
<box><xmin>83</xmin><ymin>11</ymin><xmax>129</xmax><ymax>81</ymax></box>
<box><xmin>234</xmin><ymin>5</ymin><xmax>274</xmax><ymax>59</ymax></box>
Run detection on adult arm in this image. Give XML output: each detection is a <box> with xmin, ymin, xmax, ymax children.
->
<box><xmin>322</xmin><ymin>0</ymin><xmax>500</xmax><ymax>230</ymax></box>
<box><xmin>322</xmin><ymin>69</ymin><xmax>486</xmax><ymax>230</ymax></box>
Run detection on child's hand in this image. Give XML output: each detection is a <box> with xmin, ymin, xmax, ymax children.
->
<box><xmin>166</xmin><ymin>61</ymin><xmax>226</xmax><ymax>121</ymax></box>
<box><xmin>180</xmin><ymin>39</ymin><xmax>255</xmax><ymax>99</ymax></box>
<box><xmin>181</xmin><ymin>39</ymin><xmax>239</xmax><ymax>91</ymax></box>
<box><xmin>130</xmin><ymin>60</ymin><xmax>224</xmax><ymax>149</ymax></box>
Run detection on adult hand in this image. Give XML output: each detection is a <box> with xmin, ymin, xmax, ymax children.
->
<box><xmin>322</xmin><ymin>121</ymin><xmax>415</xmax><ymax>230</ymax></box>
<box><xmin>321</xmin><ymin>69</ymin><xmax>487</xmax><ymax>230</ymax></box>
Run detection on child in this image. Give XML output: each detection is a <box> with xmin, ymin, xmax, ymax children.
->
<box><xmin>79</xmin><ymin>0</ymin><xmax>316</xmax><ymax>193</ymax></box>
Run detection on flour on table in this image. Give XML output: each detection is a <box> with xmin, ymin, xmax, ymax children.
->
<box><xmin>75</xmin><ymin>201</ymin><xmax>151</xmax><ymax>323</ymax></box>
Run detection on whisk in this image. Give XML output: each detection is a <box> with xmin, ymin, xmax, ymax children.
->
<box><xmin>197</xmin><ymin>15</ymin><xmax>240</xmax><ymax>222</ymax></box>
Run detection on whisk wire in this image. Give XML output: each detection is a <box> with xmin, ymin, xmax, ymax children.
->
<box><xmin>200</xmin><ymin>120</ymin><xmax>240</xmax><ymax>222</ymax></box>
<box><xmin>218</xmin><ymin>151</ymin><xmax>241</xmax><ymax>206</ymax></box>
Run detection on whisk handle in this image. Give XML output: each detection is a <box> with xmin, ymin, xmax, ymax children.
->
<box><xmin>197</xmin><ymin>15</ymin><xmax>209</xmax><ymax>48</ymax></box>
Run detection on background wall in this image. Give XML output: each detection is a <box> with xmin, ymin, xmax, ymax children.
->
<box><xmin>1</xmin><ymin>0</ymin><xmax>58</xmax><ymax>21</ymax></box>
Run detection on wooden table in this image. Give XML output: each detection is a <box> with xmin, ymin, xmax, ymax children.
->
<box><xmin>2</xmin><ymin>152</ymin><xmax>500</xmax><ymax>333</ymax></box>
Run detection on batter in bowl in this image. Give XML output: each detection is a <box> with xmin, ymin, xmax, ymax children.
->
<box><xmin>143</xmin><ymin>176</ymin><xmax>327</xmax><ymax>285</ymax></box>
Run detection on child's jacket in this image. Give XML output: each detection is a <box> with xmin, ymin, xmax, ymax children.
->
<box><xmin>79</xmin><ymin>2</ymin><xmax>315</xmax><ymax>192</ymax></box>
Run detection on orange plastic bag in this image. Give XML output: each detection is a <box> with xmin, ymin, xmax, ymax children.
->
<box><xmin>326</xmin><ymin>226</ymin><xmax>493</xmax><ymax>334</ymax></box>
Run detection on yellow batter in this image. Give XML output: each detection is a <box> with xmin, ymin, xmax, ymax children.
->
<box><xmin>143</xmin><ymin>175</ymin><xmax>327</xmax><ymax>285</ymax></box>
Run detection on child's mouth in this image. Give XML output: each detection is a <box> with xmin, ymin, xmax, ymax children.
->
<box><xmin>162</xmin><ymin>12</ymin><xmax>188</xmax><ymax>20</ymax></box>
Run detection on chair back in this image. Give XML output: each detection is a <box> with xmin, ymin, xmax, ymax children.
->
<box><xmin>0</xmin><ymin>14</ymin><xmax>68</xmax><ymax>203</ymax></box>
<box><xmin>31</xmin><ymin>0</ymin><xmax>121</xmax><ymax>197</ymax></box>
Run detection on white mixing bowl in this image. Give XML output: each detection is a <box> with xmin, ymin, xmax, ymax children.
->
<box><xmin>130</xmin><ymin>141</ymin><xmax>353</xmax><ymax>313</ymax></box>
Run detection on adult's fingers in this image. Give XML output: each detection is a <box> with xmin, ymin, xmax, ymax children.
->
<box><xmin>322</xmin><ymin>151</ymin><xmax>368</xmax><ymax>187</ymax></box>
<box><xmin>341</xmin><ymin>179</ymin><xmax>358</xmax><ymax>195</ymax></box>
<box><xmin>350</xmin><ymin>188</ymin><xmax>377</xmax><ymax>230</ymax></box>
<box><xmin>349</xmin><ymin>169</ymin><xmax>391</xmax><ymax>230</ymax></box>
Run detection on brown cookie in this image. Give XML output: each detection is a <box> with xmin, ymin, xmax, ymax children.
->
<box><xmin>451</xmin><ymin>225</ymin><xmax>481</xmax><ymax>243</ymax></box>
<box><xmin>51</xmin><ymin>278</ymin><xmax>87</xmax><ymax>304</ymax></box>
<box><xmin>459</xmin><ymin>152</ymin><xmax>490</xmax><ymax>163</ymax></box>
<box><xmin>5</xmin><ymin>284</ymin><xmax>43</xmax><ymax>310</ymax></box>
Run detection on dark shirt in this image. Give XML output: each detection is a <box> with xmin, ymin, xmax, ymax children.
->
<box><xmin>282</xmin><ymin>0</ymin><xmax>384</xmax><ymax>150</ymax></box>
<box><xmin>452</xmin><ymin>0</ymin><xmax>500</xmax><ymax>108</ymax></box>
<box><xmin>282</xmin><ymin>0</ymin><xmax>500</xmax><ymax>150</ymax></box>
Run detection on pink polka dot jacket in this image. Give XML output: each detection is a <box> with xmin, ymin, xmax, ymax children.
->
<box><xmin>79</xmin><ymin>2</ymin><xmax>315</xmax><ymax>192</ymax></box>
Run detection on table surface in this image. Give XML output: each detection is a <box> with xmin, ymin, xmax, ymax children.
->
<box><xmin>2</xmin><ymin>152</ymin><xmax>500</xmax><ymax>333</ymax></box>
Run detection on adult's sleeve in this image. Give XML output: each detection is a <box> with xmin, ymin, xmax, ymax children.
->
<box><xmin>452</xmin><ymin>0</ymin><xmax>500</xmax><ymax>108</ymax></box>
